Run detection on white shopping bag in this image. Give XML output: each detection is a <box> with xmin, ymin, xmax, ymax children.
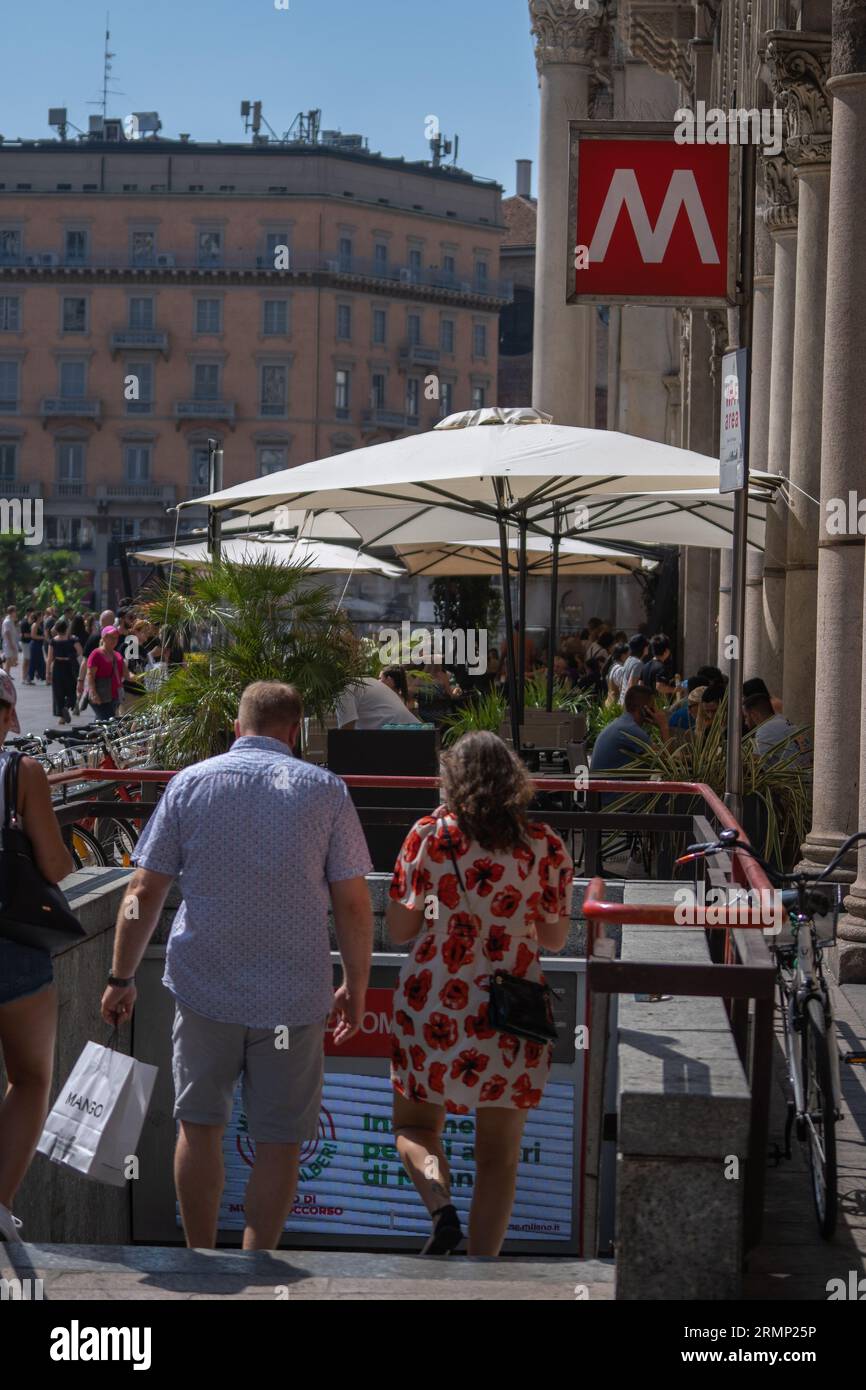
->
<box><xmin>37</xmin><ymin>1040</ymin><xmax>158</xmax><ymax>1188</ymax></box>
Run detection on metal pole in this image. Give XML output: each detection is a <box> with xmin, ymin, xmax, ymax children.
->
<box><xmin>207</xmin><ymin>437</ymin><xmax>223</xmax><ymax>565</ymax></box>
<box><xmin>518</xmin><ymin>515</ymin><xmax>528</xmax><ymax>725</ymax></box>
<box><xmin>495</xmin><ymin>482</ymin><xmax>521</xmax><ymax>752</ymax></box>
<box><xmin>546</xmin><ymin>506</ymin><xmax>561</xmax><ymax>711</ymax></box>
<box><xmin>724</xmin><ymin>144</ymin><xmax>756</xmax><ymax>819</ymax></box>
<box><xmin>118</xmin><ymin>539</ymin><xmax>133</xmax><ymax>602</ymax></box>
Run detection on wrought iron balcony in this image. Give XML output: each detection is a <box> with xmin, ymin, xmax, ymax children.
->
<box><xmin>110</xmin><ymin>328</ymin><xmax>170</xmax><ymax>357</ymax></box>
<box><xmin>174</xmin><ymin>399</ymin><xmax>235</xmax><ymax>423</ymax></box>
<box><xmin>399</xmin><ymin>344</ymin><xmax>440</xmax><ymax>367</ymax></box>
<box><xmin>361</xmin><ymin>409</ymin><xmax>408</xmax><ymax>432</ymax></box>
<box><xmin>95</xmin><ymin>483</ymin><xmax>177</xmax><ymax>503</ymax></box>
<box><xmin>41</xmin><ymin>397</ymin><xmax>102</xmax><ymax>420</ymax></box>
<box><xmin>1</xmin><ymin>249</ymin><xmax>513</xmax><ymax>300</ymax></box>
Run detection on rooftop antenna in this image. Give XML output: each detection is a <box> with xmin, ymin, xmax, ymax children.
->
<box><xmin>429</xmin><ymin>131</ymin><xmax>459</xmax><ymax>169</ymax></box>
<box><xmin>240</xmin><ymin>99</ymin><xmax>280</xmax><ymax>143</ymax></box>
<box><xmin>88</xmin><ymin>14</ymin><xmax>123</xmax><ymax>121</ymax></box>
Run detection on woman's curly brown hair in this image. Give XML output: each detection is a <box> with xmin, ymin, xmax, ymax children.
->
<box><xmin>439</xmin><ymin>731</ymin><xmax>534</xmax><ymax>852</ymax></box>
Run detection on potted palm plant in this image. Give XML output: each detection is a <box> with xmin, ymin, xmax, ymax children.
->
<box><xmin>607</xmin><ymin>700</ymin><xmax>811</xmax><ymax>870</ymax></box>
<box><xmin>138</xmin><ymin>555</ymin><xmax>368</xmax><ymax>767</ymax></box>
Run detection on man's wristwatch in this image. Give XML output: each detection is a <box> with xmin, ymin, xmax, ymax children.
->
<box><xmin>107</xmin><ymin>974</ymin><xmax>135</xmax><ymax>988</ymax></box>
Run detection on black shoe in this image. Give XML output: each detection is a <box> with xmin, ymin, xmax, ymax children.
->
<box><xmin>420</xmin><ymin>1203</ymin><xmax>462</xmax><ymax>1256</ymax></box>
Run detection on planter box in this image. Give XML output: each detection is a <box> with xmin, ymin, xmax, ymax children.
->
<box><xmin>500</xmin><ymin>711</ymin><xmax>587</xmax><ymax>746</ymax></box>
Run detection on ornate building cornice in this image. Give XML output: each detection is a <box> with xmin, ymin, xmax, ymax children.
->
<box><xmin>528</xmin><ymin>0</ymin><xmax>597</xmax><ymax>69</ymax></box>
<box><xmin>761</xmin><ymin>151</ymin><xmax>798</xmax><ymax>233</ymax></box>
<box><xmin>617</xmin><ymin>1</ymin><xmax>694</xmax><ymax>87</ymax></box>
<box><xmin>764</xmin><ymin>30</ymin><xmax>832</xmax><ymax>168</ymax></box>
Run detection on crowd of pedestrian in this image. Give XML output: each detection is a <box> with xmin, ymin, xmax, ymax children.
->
<box><xmin>1</xmin><ymin>602</ymin><xmax>183</xmax><ymax>726</ymax></box>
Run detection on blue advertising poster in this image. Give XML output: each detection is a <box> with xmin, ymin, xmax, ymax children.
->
<box><xmin>201</xmin><ymin>1072</ymin><xmax>575</xmax><ymax>1242</ymax></box>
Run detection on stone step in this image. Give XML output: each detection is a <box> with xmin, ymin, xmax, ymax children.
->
<box><xmin>1</xmin><ymin>1244</ymin><xmax>615</xmax><ymax>1301</ymax></box>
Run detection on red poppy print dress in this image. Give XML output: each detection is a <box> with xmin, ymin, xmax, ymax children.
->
<box><xmin>388</xmin><ymin>809</ymin><xmax>574</xmax><ymax>1113</ymax></box>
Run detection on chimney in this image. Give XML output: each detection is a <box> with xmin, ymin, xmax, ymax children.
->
<box><xmin>516</xmin><ymin>159</ymin><xmax>532</xmax><ymax>198</ymax></box>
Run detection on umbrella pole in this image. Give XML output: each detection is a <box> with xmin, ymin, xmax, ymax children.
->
<box><xmin>518</xmin><ymin>515</ymin><xmax>528</xmax><ymax>725</ymax></box>
<box><xmin>546</xmin><ymin>508</ymin><xmax>561</xmax><ymax>712</ymax></box>
<box><xmin>495</xmin><ymin>488</ymin><xmax>521</xmax><ymax>753</ymax></box>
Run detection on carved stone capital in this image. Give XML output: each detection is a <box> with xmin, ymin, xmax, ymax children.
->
<box><xmin>761</xmin><ymin>152</ymin><xmax>799</xmax><ymax>233</ymax></box>
<box><xmin>678</xmin><ymin>307</ymin><xmax>691</xmax><ymax>361</ymax></box>
<box><xmin>764</xmin><ymin>30</ymin><xmax>832</xmax><ymax>168</ymax></box>
<box><xmin>529</xmin><ymin>0</ymin><xmax>597</xmax><ymax>69</ymax></box>
<box><xmin>705</xmin><ymin>309</ymin><xmax>729</xmax><ymax>377</ymax></box>
<box><xmin>617</xmin><ymin>1</ymin><xmax>694</xmax><ymax>86</ymax></box>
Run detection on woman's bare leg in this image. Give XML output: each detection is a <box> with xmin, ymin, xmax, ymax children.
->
<box><xmin>469</xmin><ymin>1107</ymin><xmax>528</xmax><ymax>1256</ymax></box>
<box><xmin>0</xmin><ymin>985</ymin><xmax>57</xmax><ymax>1208</ymax></box>
<box><xmin>392</xmin><ymin>1093</ymin><xmax>452</xmax><ymax>1214</ymax></box>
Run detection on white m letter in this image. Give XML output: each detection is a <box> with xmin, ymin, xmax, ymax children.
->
<box><xmin>588</xmin><ymin>169</ymin><xmax>720</xmax><ymax>265</ymax></box>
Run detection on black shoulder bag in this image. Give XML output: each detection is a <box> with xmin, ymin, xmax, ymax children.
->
<box><xmin>444</xmin><ymin>824</ymin><xmax>557</xmax><ymax>1045</ymax></box>
<box><xmin>0</xmin><ymin>751</ymin><xmax>85</xmax><ymax>953</ymax></box>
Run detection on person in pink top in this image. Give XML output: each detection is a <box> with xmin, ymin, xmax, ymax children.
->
<box><xmin>85</xmin><ymin>625</ymin><xmax>127</xmax><ymax>723</ymax></box>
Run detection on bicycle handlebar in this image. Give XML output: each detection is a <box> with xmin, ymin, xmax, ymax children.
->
<box><xmin>679</xmin><ymin>829</ymin><xmax>866</xmax><ymax>889</ymax></box>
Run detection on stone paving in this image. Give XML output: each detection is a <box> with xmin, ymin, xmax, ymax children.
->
<box><xmin>0</xmin><ymin>1245</ymin><xmax>615</xmax><ymax>1301</ymax></box>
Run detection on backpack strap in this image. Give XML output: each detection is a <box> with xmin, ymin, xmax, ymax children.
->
<box><xmin>3</xmin><ymin>748</ymin><xmax>21</xmax><ymax>829</ymax></box>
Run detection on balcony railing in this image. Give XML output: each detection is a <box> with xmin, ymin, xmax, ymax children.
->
<box><xmin>41</xmin><ymin>397</ymin><xmax>102</xmax><ymax>420</ymax></box>
<box><xmin>54</xmin><ymin>481</ymin><xmax>85</xmax><ymax>497</ymax></box>
<box><xmin>174</xmin><ymin>399</ymin><xmax>236</xmax><ymax>422</ymax></box>
<box><xmin>0</xmin><ymin>481</ymin><xmax>42</xmax><ymax>498</ymax></box>
<box><xmin>109</xmin><ymin>329</ymin><xmax>170</xmax><ymax>356</ymax></box>
<box><xmin>399</xmin><ymin>344</ymin><xmax>440</xmax><ymax>367</ymax></box>
<box><xmin>1</xmin><ymin>250</ymin><xmax>513</xmax><ymax>299</ymax></box>
<box><xmin>95</xmin><ymin>483</ymin><xmax>177</xmax><ymax>503</ymax></box>
<box><xmin>361</xmin><ymin>409</ymin><xmax>408</xmax><ymax>431</ymax></box>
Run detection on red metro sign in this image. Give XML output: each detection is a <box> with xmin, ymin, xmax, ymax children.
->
<box><xmin>567</xmin><ymin>122</ymin><xmax>736</xmax><ymax>306</ymax></box>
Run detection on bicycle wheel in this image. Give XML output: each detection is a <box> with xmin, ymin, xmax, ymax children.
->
<box><xmin>801</xmin><ymin>995</ymin><xmax>838</xmax><ymax>1240</ymax></box>
<box><xmin>67</xmin><ymin>825</ymin><xmax>107</xmax><ymax>869</ymax></box>
<box><xmin>94</xmin><ymin>817</ymin><xmax>139</xmax><ymax>868</ymax></box>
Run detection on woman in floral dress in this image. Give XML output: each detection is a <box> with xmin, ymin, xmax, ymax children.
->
<box><xmin>386</xmin><ymin>731</ymin><xmax>573</xmax><ymax>1256</ymax></box>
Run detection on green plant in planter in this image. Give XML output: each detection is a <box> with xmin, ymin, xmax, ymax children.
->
<box><xmin>138</xmin><ymin>555</ymin><xmax>368</xmax><ymax>767</ymax></box>
<box><xmin>440</xmin><ymin>686</ymin><xmax>507</xmax><ymax>746</ymax></box>
<box><xmin>522</xmin><ymin>670</ymin><xmax>586</xmax><ymax>713</ymax></box>
<box><xmin>605</xmin><ymin>699</ymin><xmax>812</xmax><ymax>868</ymax></box>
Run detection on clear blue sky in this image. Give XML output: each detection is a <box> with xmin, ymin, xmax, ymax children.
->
<box><xmin>0</xmin><ymin>0</ymin><xmax>540</xmax><ymax>194</ymax></box>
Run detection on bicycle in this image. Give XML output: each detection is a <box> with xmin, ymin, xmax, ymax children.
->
<box><xmin>45</xmin><ymin>723</ymin><xmax>148</xmax><ymax>867</ymax></box>
<box><xmin>5</xmin><ymin>732</ymin><xmax>109</xmax><ymax>868</ymax></box>
<box><xmin>677</xmin><ymin>827</ymin><xmax>856</xmax><ymax>1241</ymax></box>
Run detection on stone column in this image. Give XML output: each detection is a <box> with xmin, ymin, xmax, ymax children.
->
<box><xmin>680</xmin><ymin>309</ymin><xmax>719</xmax><ymax>672</ymax></box>
<box><xmin>745</xmin><ymin>216</ymin><xmax>775</xmax><ymax>680</ymax></box>
<box><xmin>816</xmin><ymin>0</ymin><xmax>866</xmax><ymax>980</ymax></box>
<box><xmin>718</xmin><ymin>550</ymin><xmax>733</xmax><ymax>673</ymax></box>
<box><xmin>760</xmin><ymin>148</ymin><xmax>799</xmax><ymax>696</ymax></box>
<box><xmin>529</xmin><ymin>1</ymin><xmax>596</xmax><ymax>426</ymax></box>
<box><xmin>766</xmin><ymin>31</ymin><xmax>833</xmax><ymax>729</ymax></box>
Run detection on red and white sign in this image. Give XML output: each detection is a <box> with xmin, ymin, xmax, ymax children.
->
<box><xmin>568</xmin><ymin>124</ymin><xmax>734</xmax><ymax>305</ymax></box>
<box><xmin>325</xmin><ymin>986</ymin><xmax>394</xmax><ymax>1058</ymax></box>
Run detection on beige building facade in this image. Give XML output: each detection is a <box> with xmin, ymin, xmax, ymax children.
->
<box><xmin>0</xmin><ymin>136</ymin><xmax>507</xmax><ymax>599</ymax></box>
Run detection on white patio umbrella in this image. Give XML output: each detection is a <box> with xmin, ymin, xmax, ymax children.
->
<box><xmin>393</xmin><ymin>536</ymin><xmax>657</xmax><ymax>577</ymax></box>
<box><xmin>129</xmin><ymin>534</ymin><xmax>403</xmax><ymax>577</ymax></box>
<box><xmin>185</xmin><ymin>409</ymin><xmax>781</xmax><ymax>742</ymax></box>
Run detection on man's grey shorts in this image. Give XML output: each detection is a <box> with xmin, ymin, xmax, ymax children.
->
<box><xmin>171</xmin><ymin>1001</ymin><xmax>326</xmax><ymax>1143</ymax></box>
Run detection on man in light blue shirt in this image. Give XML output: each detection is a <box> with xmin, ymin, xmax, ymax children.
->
<box><xmin>100</xmin><ymin>681</ymin><xmax>373</xmax><ymax>1251</ymax></box>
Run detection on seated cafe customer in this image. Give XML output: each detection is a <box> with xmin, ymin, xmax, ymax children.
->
<box><xmin>335</xmin><ymin>675</ymin><xmax>422</xmax><ymax>730</ymax></box>
<box><xmin>743</xmin><ymin>690</ymin><xmax>811</xmax><ymax>768</ymax></box>
<box><xmin>590</xmin><ymin>685</ymin><xmax>670</xmax><ymax>779</ymax></box>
